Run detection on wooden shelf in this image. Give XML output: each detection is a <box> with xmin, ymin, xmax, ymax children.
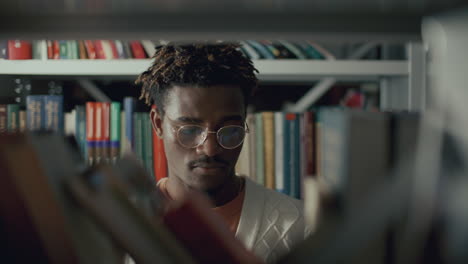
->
<box><xmin>0</xmin><ymin>59</ymin><xmax>408</xmax><ymax>81</ymax></box>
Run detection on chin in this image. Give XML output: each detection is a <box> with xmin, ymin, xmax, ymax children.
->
<box><xmin>189</xmin><ymin>168</ymin><xmax>231</xmax><ymax>191</ymax></box>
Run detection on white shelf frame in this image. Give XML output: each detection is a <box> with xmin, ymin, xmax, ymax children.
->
<box><xmin>0</xmin><ymin>59</ymin><xmax>408</xmax><ymax>81</ymax></box>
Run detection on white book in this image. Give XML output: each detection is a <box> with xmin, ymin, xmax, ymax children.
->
<box><xmin>101</xmin><ymin>40</ymin><xmax>114</xmax><ymax>59</ymax></box>
<box><xmin>141</xmin><ymin>40</ymin><xmax>156</xmax><ymax>58</ymax></box>
<box><xmin>64</xmin><ymin>110</ymin><xmax>76</xmax><ymax>136</ymax></box>
<box><xmin>274</xmin><ymin>112</ymin><xmax>284</xmax><ymax>193</ymax></box>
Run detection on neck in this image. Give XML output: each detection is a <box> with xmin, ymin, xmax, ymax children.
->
<box><xmin>165</xmin><ymin>172</ymin><xmax>242</xmax><ymax>207</ymax></box>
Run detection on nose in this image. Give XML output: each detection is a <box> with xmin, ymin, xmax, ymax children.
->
<box><xmin>196</xmin><ymin>132</ymin><xmax>222</xmax><ymax>157</ymax></box>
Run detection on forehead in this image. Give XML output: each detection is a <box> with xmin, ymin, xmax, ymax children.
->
<box><xmin>165</xmin><ymin>85</ymin><xmax>245</xmax><ymax>121</ymax></box>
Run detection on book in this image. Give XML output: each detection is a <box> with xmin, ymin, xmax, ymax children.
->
<box><xmin>110</xmin><ymin>102</ymin><xmax>121</xmax><ymax>164</ymax></box>
<box><xmin>109</xmin><ymin>41</ymin><xmax>119</xmax><ymax>59</ymax></box>
<box><xmin>114</xmin><ymin>40</ymin><xmax>126</xmax><ymax>59</ymax></box>
<box><xmin>94</xmin><ymin>40</ymin><xmax>106</xmax><ymax>59</ymax></box>
<box><xmin>130</xmin><ymin>41</ymin><xmax>147</xmax><ymax>59</ymax></box>
<box><xmin>0</xmin><ymin>40</ymin><xmax>8</xmax><ymax>59</ymax></box>
<box><xmin>52</xmin><ymin>40</ymin><xmax>60</xmax><ymax>59</ymax></box>
<box><xmin>19</xmin><ymin>110</ymin><xmax>26</xmax><ymax>132</ymax></box>
<box><xmin>47</xmin><ymin>40</ymin><xmax>53</xmax><ymax>59</ymax></box>
<box><xmin>26</xmin><ymin>95</ymin><xmax>45</xmax><ymax>131</ymax></box>
<box><xmin>255</xmin><ymin>113</ymin><xmax>265</xmax><ymax>186</ymax></box>
<box><xmin>262</xmin><ymin>112</ymin><xmax>275</xmax><ymax>189</ymax></box>
<box><xmin>67</xmin><ymin>159</ymin><xmax>195</xmax><ymax>264</ymax></box>
<box><xmin>287</xmin><ymin>113</ymin><xmax>301</xmax><ymax>199</ymax></box>
<box><xmin>94</xmin><ymin>102</ymin><xmax>104</xmax><ymax>164</ymax></box>
<box><xmin>142</xmin><ymin>113</ymin><xmax>154</xmax><ymax>179</ymax></box>
<box><xmin>141</xmin><ymin>40</ymin><xmax>156</xmax><ymax>58</ymax></box>
<box><xmin>8</xmin><ymin>40</ymin><xmax>32</xmax><ymax>60</ymax></box>
<box><xmin>84</xmin><ymin>40</ymin><xmax>96</xmax><ymax>59</ymax></box>
<box><xmin>123</xmin><ymin>97</ymin><xmax>136</xmax><ymax>151</ymax></box>
<box><xmin>247</xmin><ymin>114</ymin><xmax>257</xmax><ymax>182</ymax></box>
<box><xmin>86</xmin><ymin>102</ymin><xmax>96</xmax><ymax>165</ymax></box>
<box><xmin>59</xmin><ymin>40</ymin><xmax>68</xmax><ymax>59</ymax></box>
<box><xmin>235</xmin><ymin>119</ymin><xmax>250</xmax><ymax>177</ymax></box>
<box><xmin>133</xmin><ymin>112</ymin><xmax>144</xmax><ymax>163</ymax></box>
<box><xmin>78</xmin><ymin>40</ymin><xmax>88</xmax><ymax>59</ymax></box>
<box><xmin>75</xmin><ymin>105</ymin><xmax>87</xmax><ymax>159</ymax></box>
<box><xmin>274</xmin><ymin>112</ymin><xmax>285</xmax><ymax>193</ymax></box>
<box><xmin>0</xmin><ymin>105</ymin><xmax>6</xmax><ymax>133</ymax></box>
<box><xmin>246</xmin><ymin>40</ymin><xmax>275</xmax><ymax>59</ymax></box>
<box><xmin>44</xmin><ymin>95</ymin><xmax>64</xmax><ymax>133</ymax></box>
<box><xmin>102</xmin><ymin>102</ymin><xmax>111</xmax><ymax>164</ymax></box>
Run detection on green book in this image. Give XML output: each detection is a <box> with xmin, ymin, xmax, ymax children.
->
<box><xmin>7</xmin><ymin>104</ymin><xmax>20</xmax><ymax>132</ymax></box>
<box><xmin>110</xmin><ymin>102</ymin><xmax>121</xmax><ymax>164</ymax></box>
<box><xmin>255</xmin><ymin>112</ymin><xmax>265</xmax><ymax>186</ymax></box>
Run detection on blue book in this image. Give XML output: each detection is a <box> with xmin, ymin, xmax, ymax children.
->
<box><xmin>75</xmin><ymin>105</ymin><xmax>87</xmax><ymax>159</ymax></box>
<box><xmin>0</xmin><ymin>40</ymin><xmax>8</xmax><ymax>59</ymax></box>
<box><xmin>124</xmin><ymin>97</ymin><xmax>136</xmax><ymax>151</ymax></box>
<box><xmin>44</xmin><ymin>95</ymin><xmax>64</xmax><ymax>133</ymax></box>
<box><xmin>289</xmin><ymin>113</ymin><xmax>301</xmax><ymax>199</ymax></box>
<box><xmin>26</xmin><ymin>95</ymin><xmax>46</xmax><ymax>131</ymax></box>
<box><xmin>246</xmin><ymin>40</ymin><xmax>275</xmax><ymax>59</ymax></box>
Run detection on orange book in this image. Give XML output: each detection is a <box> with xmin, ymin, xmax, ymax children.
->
<box><xmin>78</xmin><ymin>40</ymin><xmax>88</xmax><ymax>59</ymax></box>
<box><xmin>152</xmin><ymin>105</ymin><xmax>167</xmax><ymax>182</ymax></box>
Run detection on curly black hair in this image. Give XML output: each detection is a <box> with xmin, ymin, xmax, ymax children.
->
<box><xmin>135</xmin><ymin>42</ymin><xmax>258</xmax><ymax>116</ymax></box>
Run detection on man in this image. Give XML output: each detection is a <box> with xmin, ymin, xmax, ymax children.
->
<box><xmin>136</xmin><ymin>42</ymin><xmax>310</xmax><ymax>263</ymax></box>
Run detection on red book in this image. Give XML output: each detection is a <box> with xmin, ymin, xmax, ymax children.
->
<box><xmin>163</xmin><ymin>192</ymin><xmax>264</xmax><ymax>264</ymax></box>
<box><xmin>129</xmin><ymin>41</ymin><xmax>146</xmax><ymax>59</ymax></box>
<box><xmin>94</xmin><ymin>40</ymin><xmax>106</xmax><ymax>59</ymax></box>
<box><xmin>152</xmin><ymin>105</ymin><xmax>167</xmax><ymax>182</ymax></box>
<box><xmin>84</xmin><ymin>40</ymin><xmax>96</xmax><ymax>59</ymax></box>
<box><xmin>52</xmin><ymin>40</ymin><xmax>60</xmax><ymax>60</ymax></box>
<box><xmin>47</xmin><ymin>40</ymin><xmax>53</xmax><ymax>59</ymax></box>
<box><xmin>8</xmin><ymin>40</ymin><xmax>32</xmax><ymax>60</ymax></box>
<box><xmin>109</xmin><ymin>41</ymin><xmax>119</xmax><ymax>59</ymax></box>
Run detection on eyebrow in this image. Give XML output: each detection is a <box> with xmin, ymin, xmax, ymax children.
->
<box><xmin>176</xmin><ymin>115</ymin><xmax>244</xmax><ymax>124</ymax></box>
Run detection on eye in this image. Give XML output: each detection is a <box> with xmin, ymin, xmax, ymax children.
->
<box><xmin>179</xmin><ymin>125</ymin><xmax>203</xmax><ymax>136</ymax></box>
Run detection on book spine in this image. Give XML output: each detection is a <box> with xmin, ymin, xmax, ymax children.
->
<box><xmin>283</xmin><ymin>113</ymin><xmax>292</xmax><ymax>196</ymax></box>
<box><xmin>19</xmin><ymin>110</ymin><xmax>26</xmax><ymax>132</ymax></box>
<box><xmin>0</xmin><ymin>40</ymin><xmax>8</xmax><ymax>59</ymax></box>
<box><xmin>26</xmin><ymin>95</ymin><xmax>45</xmax><ymax>131</ymax></box>
<box><xmin>114</xmin><ymin>40</ymin><xmax>126</xmax><ymax>59</ymax></box>
<box><xmin>109</xmin><ymin>40</ymin><xmax>119</xmax><ymax>59</ymax></box>
<box><xmin>102</xmin><ymin>102</ymin><xmax>111</xmax><ymax>164</ymax></box>
<box><xmin>141</xmin><ymin>40</ymin><xmax>155</xmax><ymax>58</ymax></box>
<box><xmin>0</xmin><ymin>105</ymin><xmax>6</xmax><ymax>133</ymax></box>
<box><xmin>129</xmin><ymin>41</ymin><xmax>147</xmax><ymax>59</ymax></box>
<box><xmin>84</xmin><ymin>40</ymin><xmax>96</xmax><ymax>59</ymax></box>
<box><xmin>75</xmin><ymin>105</ymin><xmax>87</xmax><ymax>159</ymax></box>
<box><xmin>78</xmin><ymin>40</ymin><xmax>88</xmax><ymax>59</ymax></box>
<box><xmin>7</xmin><ymin>104</ymin><xmax>20</xmax><ymax>132</ymax></box>
<box><xmin>94</xmin><ymin>102</ymin><xmax>104</xmax><ymax>164</ymax></box>
<box><xmin>255</xmin><ymin>112</ymin><xmax>265</xmax><ymax>186</ymax></box>
<box><xmin>8</xmin><ymin>40</ymin><xmax>32</xmax><ymax>60</ymax></box>
<box><xmin>274</xmin><ymin>112</ymin><xmax>285</xmax><ymax>193</ymax></box>
<box><xmin>289</xmin><ymin>113</ymin><xmax>301</xmax><ymax>199</ymax></box>
<box><xmin>47</xmin><ymin>40</ymin><xmax>53</xmax><ymax>60</ymax></box>
<box><xmin>86</xmin><ymin>102</ymin><xmax>96</xmax><ymax>166</ymax></box>
<box><xmin>52</xmin><ymin>40</ymin><xmax>60</xmax><ymax>60</ymax></box>
<box><xmin>94</xmin><ymin>40</ymin><xmax>106</xmax><ymax>59</ymax></box>
<box><xmin>120</xmin><ymin>111</ymin><xmax>127</xmax><ymax>157</ymax></box>
<box><xmin>123</xmin><ymin>97</ymin><xmax>135</xmax><ymax>151</ymax></box>
<box><xmin>262</xmin><ymin>112</ymin><xmax>275</xmax><ymax>189</ymax></box>
<box><xmin>44</xmin><ymin>95</ymin><xmax>64</xmax><ymax>133</ymax></box>
<box><xmin>110</xmin><ymin>102</ymin><xmax>121</xmax><ymax>164</ymax></box>
<box><xmin>59</xmin><ymin>40</ymin><xmax>68</xmax><ymax>59</ymax></box>
<box><xmin>247</xmin><ymin>114</ymin><xmax>257</xmax><ymax>182</ymax></box>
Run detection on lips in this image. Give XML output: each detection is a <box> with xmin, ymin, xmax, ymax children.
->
<box><xmin>194</xmin><ymin>163</ymin><xmax>226</xmax><ymax>169</ymax></box>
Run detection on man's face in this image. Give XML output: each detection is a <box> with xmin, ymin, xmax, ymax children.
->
<box><xmin>152</xmin><ymin>85</ymin><xmax>246</xmax><ymax>193</ymax></box>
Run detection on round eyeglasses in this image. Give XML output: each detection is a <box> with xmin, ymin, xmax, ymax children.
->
<box><xmin>172</xmin><ymin>123</ymin><xmax>249</xmax><ymax>149</ymax></box>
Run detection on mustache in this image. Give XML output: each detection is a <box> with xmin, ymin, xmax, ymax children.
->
<box><xmin>189</xmin><ymin>156</ymin><xmax>229</xmax><ymax>168</ymax></box>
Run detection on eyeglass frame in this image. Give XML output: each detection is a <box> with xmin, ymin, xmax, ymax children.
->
<box><xmin>165</xmin><ymin>116</ymin><xmax>250</xmax><ymax>150</ymax></box>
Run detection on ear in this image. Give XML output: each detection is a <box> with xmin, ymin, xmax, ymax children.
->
<box><xmin>150</xmin><ymin>108</ymin><xmax>163</xmax><ymax>138</ymax></box>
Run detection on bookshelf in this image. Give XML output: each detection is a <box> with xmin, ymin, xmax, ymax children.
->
<box><xmin>0</xmin><ymin>59</ymin><xmax>408</xmax><ymax>81</ymax></box>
